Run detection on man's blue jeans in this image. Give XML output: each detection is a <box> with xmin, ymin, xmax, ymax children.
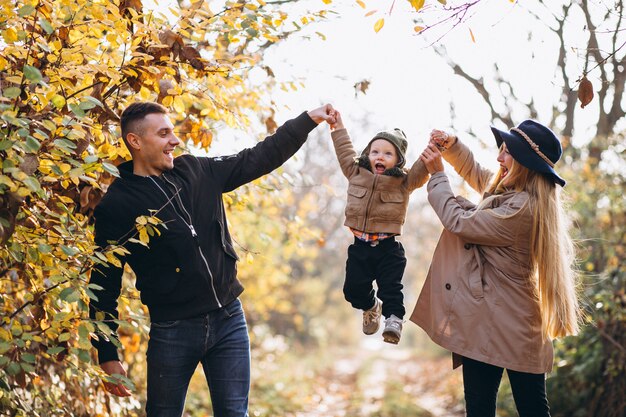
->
<box><xmin>146</xmin><ymin>298</ymin><xmax>250</xmax><ymax>417</ymax></box>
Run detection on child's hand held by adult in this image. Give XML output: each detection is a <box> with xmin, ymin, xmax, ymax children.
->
<box><xmin>329</xmin><ymin>110</ymin><xmax>345</xmax><ymax>131</ymax></box>
<box><xmin>420</xmin><ymin>143</ymin><xmax>444</xmax><ymax>174</ymax></box>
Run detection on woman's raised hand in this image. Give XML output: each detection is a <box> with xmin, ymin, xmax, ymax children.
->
<box><xmin>430</xmin><ymin>129</ymin><xmax>455</xmax><ymax>151</ymax></box>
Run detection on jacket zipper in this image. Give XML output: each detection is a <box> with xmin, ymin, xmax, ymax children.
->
<box><xmin>362</xmin><ymin>175</ymin><xmax>378</xmax><ymax>231</ymax></box>
<box><xmin>149</xmin><ymin>175</ymin><xmax>222</xmax><ymax>308</ymax></box>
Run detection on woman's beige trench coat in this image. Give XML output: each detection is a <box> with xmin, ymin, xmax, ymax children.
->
<box><xmin>410</xmin><ymin>140</ymin><xmax>553</xmax><ymax>374</ymax></box>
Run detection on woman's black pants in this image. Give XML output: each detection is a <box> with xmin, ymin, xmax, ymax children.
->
<box><xmin>462</xmin><ymin>356</ymin><xmax>551</xmax><ymax>417</ymax></box>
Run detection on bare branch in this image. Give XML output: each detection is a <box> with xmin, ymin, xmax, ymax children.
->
<box><xmin>436</xmin><ymin>45</ymin><xmax>513</xmax><ymax>127</ymax></box>
<box><xmin>554</xmin><ymin>3</ymin><xmax>577</xmax><ymax>138</ymax></box>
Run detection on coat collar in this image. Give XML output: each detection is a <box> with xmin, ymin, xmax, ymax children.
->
<box><xmin>356</xmin><ymin>155</ymin><xmax>405</xmax><ymax>177</ymax></box>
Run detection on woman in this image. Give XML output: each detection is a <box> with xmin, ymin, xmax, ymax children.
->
<box><xmin>412</xmin><ymin>120</ymin><xmax>580</xmax><ymax>417</ymax></box>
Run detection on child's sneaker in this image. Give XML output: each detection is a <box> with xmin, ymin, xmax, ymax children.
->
<box><xmin>382</xmin><ymin>315</ymin><xmax>403</xmax><ymax>344</ymax></box>
<box><xmin>362</xmin><ymin>298</ymin><xmax>382</xmax><ymax>335</ymax></box>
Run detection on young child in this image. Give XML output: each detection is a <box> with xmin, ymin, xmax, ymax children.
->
<box><xmin>330</xmin><ymin>110</ymin><xmax>429</xmax><ymax>344</ymax></box>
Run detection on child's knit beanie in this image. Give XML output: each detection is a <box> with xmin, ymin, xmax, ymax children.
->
<box><xmin>361</xmin><ymin>128</ymin><xmax>408</xmax><ymax>168</ymax></box>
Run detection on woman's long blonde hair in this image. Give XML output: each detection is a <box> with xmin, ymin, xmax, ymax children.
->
<box><xmin>486</xmin><ymin>159</ymin><xmax>580</xmax><ymax>339</ymax></box>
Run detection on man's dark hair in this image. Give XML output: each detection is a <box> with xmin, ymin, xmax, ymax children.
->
<box><xmin>120</xmin><ymin>102</ymin><xmax>169</xmax><ymax>146</ymax></box>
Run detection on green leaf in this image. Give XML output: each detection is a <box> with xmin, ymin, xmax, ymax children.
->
<box><xmin>6</xmin><ymin>362</ymin><xmax>20</xmax><ymax>375</ymax></box>
<box><xmin>42</xmin><ymin>119</ymin><xmax>57</xmax><ymax>132</ymax></box>
<box><xmin>84</xmin><ymin>287</ymin><xmax>98</xmax><ymax>302</ymax></box>
<box><xmin>69</xmin><ymin>167</ymin><xmax>85</xmax><ymax>178</ymax></box>
<box><xmin>23</xmin><ymin>65</ymin><xmax>43</xmax><ymax>83</ymax></box>
<box><xmin>2</xmin><ymin>87</ymin><xmax>21</xmax><ymax>99</ymax></box>
<box><xmin>34</xmin><ymin>128</ymin><xmax>50</xmax><ymax>140</ymax></box>
<box><xmin>27</xmin><ymin>246</ymin><xmax>40</xmax><ymax>261</ymax></box>
<box><xmin>39</xmin><ymin>18</ymin><xmax>54</xmax><ymax>35</ymax></box>
<box><xmin>0</xmin><ymin>140</ymin><xmax>13</xmax><ymax>151</ymax></box>
<box><xmin>61</xmin><ymin>245</ymin><xmax>79</xmax><ymax>256</ymax></box>
<box><xmin>78</xmin><ymin>100</ymin><xmax>97</xmax><ymax>110</ymax></box>
<box><xmin>1</xmin><ymin>113</ymin><xmax>27</xmax><ymax>127</ymax></box>
<box><xmin>21</xmin><ymin>353</ymin><xmax>36</xmax><ymax>363</ymax></box>
<box><xmin>0</xmin><ymin>341</ymin><xmax>11</xmax><ymax>355</ymax></box>
<box><xmin>22</xmin><ymin>176</ymin><xmax>41</xmax><ymax>193</ymax></box>
<box><xmin>20</xmin><ymin>362</ymin><xmax>35</xmax><ymax>372</ymax></box>
<box><xmin>81</xmin><ymin>96</ymin><xmax>103</xmax><ymax>108</ymax></box>
<box><xmin>102</xmin><ymin>162</ymin><xmax>120</xmax><ymax>177</ymax></box>
<box><xmin>69</xmin><ymin>103</ymin><xmax>85</xmax><ymax>117</ymax></box>
<box><xmin>49</xmin><ymin>275</ymin><xmax>65</xmax><ymax>284</ymax></box>
<box><xmin>38</xmin><ymin>243</ymin><xmax>52</xmax><ymax>253</ymax></box>
<box><xmin>77</xmin><ymin>348</ymin><xmax>92</xmax><ymax>363</ymax></box>
<box><xmin>58</xmin><ymin>332</ymin><xmax>71</xmax><ymax>342</ymax></box>
<box><xmin>46</xmin><ymin>346</ymin><xmax>65</xmax><ymax>355</ymax></box>
<box><xmin>18</xmin><ymin>4</ymin><xmax>35</xmax><ymax>17</ymax></box>
<box><xmin>24</xmin><ymin>136</ymin><xmax>41</xmax><ymax>153</ymax></box>
<box><xmin>0</xmin><ymin>356</ymin><xmax>9</xmax><ymax>366</ymax></box>
<box><xmin>53</xmin><ymin>138</ymin><xmax>77</xmax><ymax>153</ymax></box>
<box><xmin>59</xmin><ymin>287</ymin><xmax>78</xmax><ymax>302</ymax></box>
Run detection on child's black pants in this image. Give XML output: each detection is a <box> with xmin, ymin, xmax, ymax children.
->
<box><xmin>343</xmin><ymin>236</ymin><xmax>406</xmax><ymax>319</ymax></box>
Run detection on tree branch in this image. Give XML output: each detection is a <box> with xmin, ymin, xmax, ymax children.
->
<box><xmin>436</xmin><ymin>45</ymin><xmax>513</xmax><ymax>127</ymax></box>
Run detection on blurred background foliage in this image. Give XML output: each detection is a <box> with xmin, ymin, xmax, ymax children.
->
<box><xmin>0</xmin><ymin>0</ymin><xmax>624</xmax><ymax>416</ymax></box>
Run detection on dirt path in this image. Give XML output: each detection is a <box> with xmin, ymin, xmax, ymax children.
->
<box><xmin>295</xmin><ymin>337</ymin><xmax>465</xmax><ymax>417</ymax></box>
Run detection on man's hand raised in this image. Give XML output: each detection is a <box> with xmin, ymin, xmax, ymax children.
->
<box><xmin>308</xmin><ymin>104</ymin><xmax>336</xmax><ymax>125</ymax></box>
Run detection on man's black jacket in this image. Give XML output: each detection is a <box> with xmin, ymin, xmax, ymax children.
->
<box><xmin>89</xmin><ymin>112</ymin><xmax>318</xmax><ymax>363</ymax></box>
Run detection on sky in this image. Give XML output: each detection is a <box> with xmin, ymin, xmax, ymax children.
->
<box><xmin>253</xmin><ymin>0</ymin><xmax>604</xmax><ymax>162</ymax></box>
<box><xmin>146</xmin><ymin>0</ymin><xmax>621</xmax><ymax>173</ymax></box>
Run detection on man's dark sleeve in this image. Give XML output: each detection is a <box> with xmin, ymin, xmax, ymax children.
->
<box><xmin>204</xmin><ymin>111</ymin><xmax>318</xmax><ymax>192</ymax></box>
<box><xmin>88</xmin><ymin>208</ymin><xmax>124</xmax><ymax>364</ymax></box>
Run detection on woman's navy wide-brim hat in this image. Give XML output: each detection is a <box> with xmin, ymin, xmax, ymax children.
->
<box><xmin>490</xmin><ymin>120</ymin><xmax>566</xmax><ymax>187</ymax></box>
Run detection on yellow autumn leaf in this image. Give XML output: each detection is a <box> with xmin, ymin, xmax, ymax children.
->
<box><xmin>0</xmin><ymin>327</ymin><xmax>11</xmax><ymax>341</ymax></box>
<box><xmin>105</xmin><ymin>252</ymin><xmax>122</xmax><ymax>268</ymax></box>
<box><xmin>374</xmin><ymin>18</ymin><xmax>384</xmax><ymax>33</ymax></box>
<box><xmin>322</xmin><ymin>0</ymin><xmax>332</xmax><ymax>4</ymax></box>
<box><xmin>50</xmin><ymin>95</ymin><xmax>66</xmax><ymax>109</ymax></box>
<box><xmin>356</xmin><ymin>0</ymin><xmax>365</xmax><ymax>8</ymax></box>
<box><xmin>414</xmin><ymin>26</ymin><xmax>424</xmax><ymax>32</ymax></box>
<box><xmin>139</xmin><ymin>227</ymin><xmax>149</xmax><ymax>245</ymax></box>
<box><xmin>139</xmin><ymin>86</ymin><xmax>151</xmax><ymax>100</ymax></box>
<box><xmin>410</xmin><ymin>0</ymin><xmax>425</xmax><ymax>11</ymax></box>
<box><xmin>2</xmin><ymin>27</ymin><xmax>18</xmax><ymax>43</ymax></box>
<box><xmin>162</xmin><ymin>95</ymin><xmax>173</xmax><ymax>107</ymax></box>
<box><xmin>469</xmin><ymin>28</ymin><xmax>476</xmax><ymax>43</ymax></box>
<box><xmin>173</xmin><ymin>95</ymin><xmax>185</xmax><ymax>113</ymax></box>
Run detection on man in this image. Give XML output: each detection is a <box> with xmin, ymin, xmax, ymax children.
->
<box><xmin>89</xmin><ymin>101</ymin><xmax>335</xmax><ymax>416</ymax></box>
